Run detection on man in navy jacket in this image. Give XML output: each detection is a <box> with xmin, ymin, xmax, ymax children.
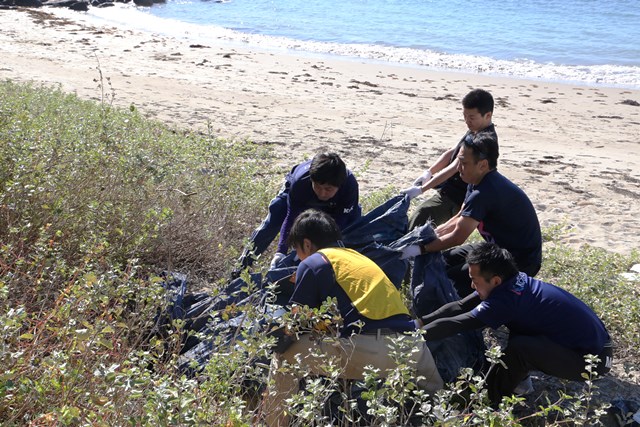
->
<box><xmin>238</xmin><ymin>152</ymin><xmax>360</xmax><ymax>269</ymax></box>
<box><xmin>415</xmin><ymin>242</ymin><xmax>612</xmax><ymax>405</ymax></box>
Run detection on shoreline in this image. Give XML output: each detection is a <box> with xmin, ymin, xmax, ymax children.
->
<box><xmin>43</xmin><ymin>3</ymin><xmax>640</xmax><ymax>89</ymax></box>
<box><xmin>1</xmin><ymin>7</ymin><xmax>639</xmax><ymax>254</ymax></box>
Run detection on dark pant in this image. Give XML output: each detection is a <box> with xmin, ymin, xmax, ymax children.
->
<box><xmin>443</xmin><ymin>244</ymin><xmax>541</xmax><ymax>298</ymax></box>
<box><xmin>486</xmin><ymin>334</ymin><xmax>613</xmax><ymax>406</ymax></box>
<box><xmin>408</xmin><ymin>191</ymin><xmax>460</xmax><ymax>230</ymax></box>
<box><xmin>238</xmin><ymin>184</ymin><xmax>288</xmax><ymax>268</ymax></box>
<box><xmin>442</xmin><ymin>244</ymin><xmax>480</xmax><ymax>298</ymax></box>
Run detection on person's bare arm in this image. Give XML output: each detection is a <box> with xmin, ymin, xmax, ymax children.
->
<box><xmin>423</xmin><ymin>215</ymin><xmax>479</xmax><ymax>252</ymax></box>
<box><xmin>427</xmin><ymin>147</ymin><xmax>456</xmax><ymax>175</ymax></box>
<box><xmin>433</xmin><ymin>205</ymin><xmax>463</xmax><ymax>235</ymax></box>
<box><xmin>421</xmin><ymin>158</ymin><xmax>460</xmax><ymax>192</ymax></box>
<box><xmin>409</xmin><ymin>146</ymin><xmax>456</xmax><ymax>187</ymax></box>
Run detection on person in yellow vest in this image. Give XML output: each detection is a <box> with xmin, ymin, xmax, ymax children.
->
<box><xmin>262</xmin><ymin>209</ymin><xmax>443</xmax><ymax>426</ymax></box>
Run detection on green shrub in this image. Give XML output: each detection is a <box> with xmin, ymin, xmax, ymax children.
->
<box><xmin>0</xmin><ymin>80</ymin><xmax>276</xmax><ymax>424</ymax></box>
<box><xmin>0</xmin><ymin>80</ymin><xmax>276</xmax><ymax>285</ymax></box>
<box><xmin>540</xmin><ymin>241</ymin><xmax>640</xmax><ymax>358</ymax></box>
<box><xmin>1</xmin><ymin>80</ymin><xmax>638</xmax><ymax>425</ymax></box>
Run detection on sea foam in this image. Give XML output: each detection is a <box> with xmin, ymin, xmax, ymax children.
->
<box><xmin>63</xmin><ymin>3</ymin><xmax>640</xmax><ymax>89</ymax></box>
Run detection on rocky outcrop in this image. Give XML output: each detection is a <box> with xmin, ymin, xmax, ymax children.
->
<box><xmin>133</xmin><ymin>0</ymin><xmax>164</xmax><ymax>6</ymax></box>
<box><xmin>1</xmin><ymin>0</ymin><xmax>43</xmax><ymax>6</ymax></box>
<box><xmin>0</xmin><ymin>0</ymin><xmax>129</xmax><ymax>9</ymax></box>
<box><xmin>45</xmin><ymin>0</ymin><xmax>89</xmax><ymax>10</ymax></box>
<box><xmin>91</xmin><ymin>0</ymin><xmax>114</xmax><ymax>7</ymax></box>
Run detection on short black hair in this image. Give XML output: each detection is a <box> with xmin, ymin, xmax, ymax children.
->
<box><xmin>309</xmin><ymin>152</ymin><xmax>347</xmax><ymax>187</ymax></box>
<box><xmin>466</xmin><ymin>242</ymin><xmax>519</xmax><ymax>282</ymax></box>
<box><xmin>462</xmin><ymin>132</ymin><xmax>499</xmax><ymax>169</ymax></box>
<box><xmin>287</xmin><ymin>209</ymin><xmax>342</xmax><ymax>250</ymax></box>
<box><xmin>462</xmin><ymin>89</ymin><xmax>494</xmax><ymax>116</ymax></box>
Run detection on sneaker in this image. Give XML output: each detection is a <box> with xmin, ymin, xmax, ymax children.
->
<box><xmin>513</xmin><ymin>376</ymin><xmax>534</xmax><ymax>396</ymax></box>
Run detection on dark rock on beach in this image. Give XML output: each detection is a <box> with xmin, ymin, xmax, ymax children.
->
<box><xmin>91</xmin><ymin>0</ymin><xmax>114</xmax><ymax>7</ymax></box>
<box><xmin>133</xmin><ymin>0</ymin><xmax>164</xmax><ymax>6</ymax></box>
<box><xmin>44</xmin><ymin>0</ymin><xmax>89</xmax><ymax>10</ymax></box>
<box><xmin>0</xmin><ymin>0</ymin><xmax>129</xmax><ymax>9</ymax></box>
<box><xmin>3</xmin><ymin>0</ymin><xmax>43</xmax><ymax>7</ymax></box>
<box><xmin>69</xmin><ymin>1</ymin><xmax>87</xmax><ymax>9</ymax></box>
<box><xmin>0</xmin><ymin>0</ymin><xmax>90</xmax><ymax>9</ymax></box>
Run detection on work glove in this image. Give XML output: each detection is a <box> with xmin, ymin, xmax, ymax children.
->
<box><xmin>399</xmin><ymin>244</ymin><xmax>422</xmax><ymax>260</ymax></box>
<box><xmin>400</xmin><ymin>185</ymin><xmax>422</xmax><ymax>200</ymax></box>
<box><xmin>270</xmin><ymin>252</ymin><xmax>286</xmax><ymax>269</ymax></box>
<box><xmin>413</xmin><ymin>170</ymin><xmax>432</xmax><ymax>186</ymax></box>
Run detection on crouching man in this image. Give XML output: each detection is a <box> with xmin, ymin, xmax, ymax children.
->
<box><xmin>262</xmin><ymin>209</ymin><xmax>443</xmax><ymax>426</ymax></box>
<box><xmin>238</xmin><ymin>152</ymin><xmax>360</xmax><ymax>270</ymax></box>
<box><xmin>416</xmin><ymin>242</ymin><xmax>612</xmax><ymax>406</ymax></box>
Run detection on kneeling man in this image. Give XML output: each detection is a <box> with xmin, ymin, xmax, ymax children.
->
<box><xmin>416</xmin><ymin>242</ymin><xmax>612</xmax><ymax>405</ymax></box>
<box><xmin>263</xmin><ymin>209</ymin><xmax>443</xmax><ymax>426</ymax></box>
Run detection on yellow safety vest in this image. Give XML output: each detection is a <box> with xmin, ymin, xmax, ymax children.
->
<box><xmin>318</xmin><ymin>247</ymin><xmax>409</xmax><ymax>320</ymax></box>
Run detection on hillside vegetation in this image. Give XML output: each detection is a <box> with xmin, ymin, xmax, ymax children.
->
<box><xmin>1</xmin><ymin>80</ymin><xmax>638</xmax><ymax>426</ymax></box>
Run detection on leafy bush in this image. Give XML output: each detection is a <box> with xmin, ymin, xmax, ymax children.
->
<box><xmin>540</xmin><ymin>242</ymin><xmax>640</xmax><ymax>359</ymax></box>
<box><xmin>1</xmin><ymin>80</ymin><xmax>638</xmax><ymax>425</ymax></box>
<box><xmin>0</xmin><ymin>80</ymin><xmax>276</xmax><ymax>284</ymax></box>
<box><xmin>0</xmin><ymin>80</ymin><xmax>275</xmax><ymax>424</ymax></box>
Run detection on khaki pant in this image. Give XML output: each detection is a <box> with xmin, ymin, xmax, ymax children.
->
<box><xmin>262</xmin><ymin>332</ymin><xmax>443</xmax><ymax>426</ymax></box>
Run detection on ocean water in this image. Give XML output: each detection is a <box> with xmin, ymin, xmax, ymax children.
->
<box><xmin>85</xmin><ymin>0</ymin><xmax>640</xmax><ymax>88</ymax></box>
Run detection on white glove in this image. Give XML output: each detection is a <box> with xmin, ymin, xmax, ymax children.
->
<box><xmin>399</xmin><ymin>244</ymin><xmax>422</xmax><ymax>260</ymax></box>
<box><xmin>413</xmin><ymin>170</ymin><xmax>432</xmax><ymax>186</ymax></box>
<box><xmin>400</xmin><ymin>185</ymin><xmax>422</xmax><ymax>200</ymax></box>
<box><xmin>270</xmin><ymin>252</ymin><xmax>286</xmax><ymax>269</ymax></box>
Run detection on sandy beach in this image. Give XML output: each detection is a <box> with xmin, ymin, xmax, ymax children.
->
<box><xmin>1</xmin><ymin>7</ymin><xmax>639</xmax><ymax>254</ymax></box>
